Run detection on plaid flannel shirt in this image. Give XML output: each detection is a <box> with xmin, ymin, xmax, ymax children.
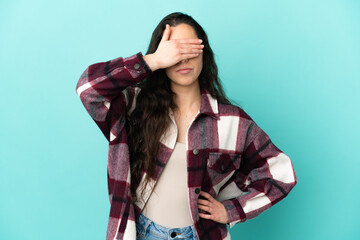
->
<box><xmin>76</xmin><ymin>52</ymin><xmax>297</xmax><ymax>240</ymax></box>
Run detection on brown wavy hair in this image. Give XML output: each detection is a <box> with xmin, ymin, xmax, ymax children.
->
<box><xmin>126</xmin><ymin>12</ymin><xmax>231</xmax><ymax>203</ymax></box>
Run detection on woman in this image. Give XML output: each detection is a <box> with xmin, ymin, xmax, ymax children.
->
<box><xmin>76</xmin><ymin>12</ymin><xmax>296</xmax><ymax>240</ymax></box>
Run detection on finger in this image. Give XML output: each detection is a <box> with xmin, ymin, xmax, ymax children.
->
<box><xmin>177</xmin><ymin>39</ymin><xmax>203</xmax><ymax>44</ymax></box>
<box><xmin>200</xmin><ymin>191</ymin><xmax>214</xmax><ymax>201</ymax></box>
<box><xmin>180</xmin><ymin>48</ymin><xmax>203</xmax><ymax>54</ymax></box>
<box><xmin>161</xmin><ymin>24</ymin><xmax>171</xmax><ymax>42</ymax></box>
<box><xmin>180</xmin><ymin>53</ymin><xmax>200</xmax><ymax>60</ymax></box>
<box><xmin>197</xmin><ymin>199</ymin><xmax>211</xmax><ymax>206</ymax></box>
<box><xmin>180</xmin><ymin>45</ymin><xmax>204</xmax><ymax>51</ymax></box>
<box><xmin>198</xmin><ymin>204</ymin><xmax>213</xmax><ymax>213</ymax></box>
<box><xmin>199</xmin><ymin>213</ymin><xmax>212</xmax><ymax>220</ymax></box>
<box><xmin>180</xmin><ymin>43</ymin><xmax>204</xmax><ymax>49</ymax></box>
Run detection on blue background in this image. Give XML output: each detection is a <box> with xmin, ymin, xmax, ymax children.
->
<box><xmin>1</xmin><ymin>0</ymin><xmax>359</xmax><ymax>239</ymax></box>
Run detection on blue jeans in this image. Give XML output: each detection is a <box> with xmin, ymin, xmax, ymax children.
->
<box><xmin>136</xmin><ymin>212</ymin><xmax>199</xmax><ymax>240</ymax></box>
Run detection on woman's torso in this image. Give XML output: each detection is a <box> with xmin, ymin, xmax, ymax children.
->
<box><xmin>142</xmin><ymin>141</ymin><xmax>193</xmax><ymax>228</ymax></box>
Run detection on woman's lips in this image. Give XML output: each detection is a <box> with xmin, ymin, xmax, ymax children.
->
<box><xmin>177</xmin><ymin>68</ymin><xmax>192</xmax><ymax>74</ymax></box>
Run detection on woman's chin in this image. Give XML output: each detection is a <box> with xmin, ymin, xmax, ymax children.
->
<box><xmin>170</xmin><ymin>78</ymin><xmax>199</xmax><ymax>88</ymax></box>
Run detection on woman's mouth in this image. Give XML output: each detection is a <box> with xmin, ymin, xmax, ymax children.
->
<box><xmin>177</xmin><ymin>68</ymin><xmax>192</xmax><ymax>74</ymax></box>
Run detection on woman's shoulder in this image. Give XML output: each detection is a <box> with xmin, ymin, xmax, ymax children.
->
<box><xmin>217</xmin><ymin>101</ymin><xmax>254</xmax><ymax>122</ymax></box>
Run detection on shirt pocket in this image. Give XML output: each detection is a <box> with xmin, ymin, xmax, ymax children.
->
<box><xmin>207</xmin><ymin>152</ymin><xmax>242</xmax><ymax>185</ymax></box>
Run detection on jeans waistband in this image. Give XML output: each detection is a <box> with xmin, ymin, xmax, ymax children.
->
<box><xmin>136</xmin><ymin>212</ymin><xmax>199</xmax><ymax>239</ymax></box>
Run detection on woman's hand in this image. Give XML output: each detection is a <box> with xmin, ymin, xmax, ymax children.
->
<box><xmin>197</xmin><ymin>191</ymin><xmax>229</xmax><ymax>224</ymax></box>
<box><xmin>143</xmin><ymin>24</ymin><xmax>204</xmax><ymax>71</ymax></box>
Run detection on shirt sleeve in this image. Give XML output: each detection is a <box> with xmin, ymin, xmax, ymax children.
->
<box><xmin>75</xmin><ymin>52</ymin><xmax>152</xmax><ymax>141</ymax></box>
<box><xmin>221</xmin><ymin>121</ymin><xmax>297</xmax><ymax>229</ymax></box>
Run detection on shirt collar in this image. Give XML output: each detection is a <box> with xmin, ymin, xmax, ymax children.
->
<box><xmin>199</xmin><ymin>88</ymin><xmax>219</xmax><ymax>120</ymax></box>
<box><xmin>168</xmin><ymin>89</ymin><xmax>220</xmax><ymax>121</ymax></box>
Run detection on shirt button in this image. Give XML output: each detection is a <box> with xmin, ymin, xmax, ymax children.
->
<box><xmin>134</xmin><ymin>63</ymin><xmax>140</xmax><ymax>69</ymax></box>
<box><xmin>195</xmin><ymin>188</ymin><xmax>201</xmax><ymax>194</ymax></box>
<box><xmin>193</xmin><ymin>149</ymin><xmax>199</xmax><ymax>155</ymax></box>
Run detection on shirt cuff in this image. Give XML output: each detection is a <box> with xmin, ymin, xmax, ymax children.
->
<box><xmin>222</xmin><ymin>198</ymin><xmax>246</xmax><ymax>229</ymax></box>
<box><xmin>110</xmin><ymin>52</ymin><xmax>152</xmax><ymax>84</ymax></box>
<box><xmin>136</xmin><ymin>52</ymin><xmax>153</xmax><ymax>75</ymax></box>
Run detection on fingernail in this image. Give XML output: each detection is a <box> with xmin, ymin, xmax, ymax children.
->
<box><xmin>199</xmin><ymin>39</ymin><xmax>203</xmax><ymax>43</ymax></box>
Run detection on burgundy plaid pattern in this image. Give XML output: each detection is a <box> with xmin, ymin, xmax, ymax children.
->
<box><xmin>76</xmin><ymin>52</ymin><xmax>297</xmax><ymax>240</ymax></box>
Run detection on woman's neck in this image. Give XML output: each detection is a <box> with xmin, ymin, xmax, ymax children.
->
<box><xmin>171</xmin><ymin>82</ymin><xmax>201</xmax><ymax>113</ymax></box>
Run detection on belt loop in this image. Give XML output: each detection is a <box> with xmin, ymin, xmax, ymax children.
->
<box><xmin>143</xmin><ymin>214</ymin><xmax>152</xmax><ymax>235</ymax></box>
<box><xmin>138</xmin><ymin>213</ymin><xmax>152</xmax><ymax>237</ymax></box>
<box><xmin>191</xmin><ymin>225</ymin><xmax>200</xmax><ymax>240</ymax></box>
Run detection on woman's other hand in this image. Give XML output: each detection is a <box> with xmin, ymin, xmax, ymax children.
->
<box><xmin>197</xmin><ymin>191</ymin><xmax>229</xmax><ymax>224</ymax></box>
<box><xmin>143</xmin><ymin>24</ymin><xmax>204</xmax><ymax>71</ymax></box>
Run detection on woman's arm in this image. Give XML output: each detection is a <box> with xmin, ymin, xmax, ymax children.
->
<box><xmin>222</xmin><ymin>122</ymin><xmax>297</xmax><ymax>228</ymax></box>
<box><xmin>75</xmin><ymin>24</ymin><xmax>203</xmax><ymax>141</ymax></box>
<box><xmin>75</xmin><ymin>52</ymin><xmax>152</xmax><ymax>141</ymax></box>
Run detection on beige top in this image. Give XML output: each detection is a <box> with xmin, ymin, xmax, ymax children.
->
<box><xmin>142</xmin><ymin>142</ymin><xmax>193</xmax><ymax>228</ymax></box>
